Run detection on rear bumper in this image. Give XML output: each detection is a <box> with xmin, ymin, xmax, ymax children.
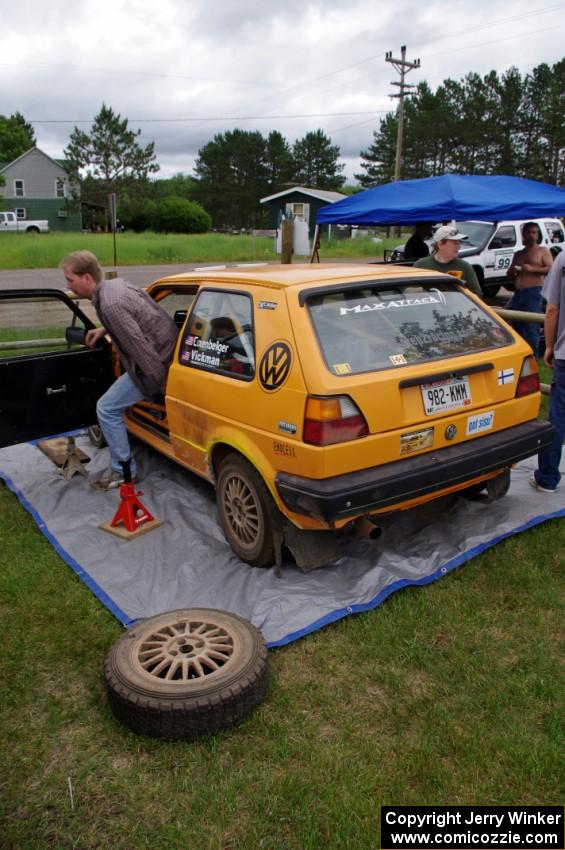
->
<box><xmin>275</xmin><ymin>419</ymin><xmax>554</xmax><ymax>523</ymax></box>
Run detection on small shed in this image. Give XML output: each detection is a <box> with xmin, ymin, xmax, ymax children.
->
<box><xmin>260</xmin><ymin>186</ymin><xmax>346</xmax><ymax>237</ymax></box>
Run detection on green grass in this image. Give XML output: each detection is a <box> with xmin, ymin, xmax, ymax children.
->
<box><xmin>0</xmin><ymin>476</ymin><xmax>563</xmax><ymax>850</ymax></box>
<box><xmin>0</xmin><ymin>238</ymin><xmax>561</xmax><ymax>847</ymax></box>
<box><xmin>0</xmin><ymin>231</ymin><xmax>398</xmax><ymax>269</ymax></box>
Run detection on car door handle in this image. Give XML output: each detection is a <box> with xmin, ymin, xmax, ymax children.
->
<box><xmin>46</xmin><ymin>384</ymin><xmax>67</xmax><ymax>395</ymax></box>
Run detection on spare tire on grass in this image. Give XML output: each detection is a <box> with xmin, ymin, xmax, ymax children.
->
<box><xmin>104</xmin><ymin>608</ymin><xmax>268</xmax><ymax>741</ymax></box>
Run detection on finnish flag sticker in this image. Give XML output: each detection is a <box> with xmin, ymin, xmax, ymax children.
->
<box><xmin>497</xmin><ymin>367</ymin><xmax>515</xmax><ymax>385</ymax></box>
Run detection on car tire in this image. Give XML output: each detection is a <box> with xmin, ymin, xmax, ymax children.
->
<box><xmin>216</xmin><ymin>454</ymin><xmax>276</xmax><ymax>567</ymax></box>
<box><xmin>104</xmin><ymin>608</ymin><xmax>268</xmax><ymax>741</ymax></box>
<box><xmin>461</xmin><ymin>482</ymin><xmax>486</xmax><ymax>499</ymax></box>
<box><xmin>485</xmin><ymin>467</ymin><xmax>511</xmax><ymax>501</ymax></box>
<box><xmin>87</xmin><ymin>424</ymin><xmax>106</xmax><ymax>448</ymax></box>
<box><xmin>462</xmin><ymin>468</ymin><xmax>511</xmax><ymax>502</ymax></box>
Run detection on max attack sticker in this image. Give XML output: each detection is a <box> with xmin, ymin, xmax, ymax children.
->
<box><xmin>339</xmin><ymin>288</ymin><xmax>447</xmax><ymax>315</ymax></box>
<box><xmin>333</xmin><ymin>362</ymin><xmax>352</xmax><ymax>374</ymax></box>
<box><xmin>390</xmin><ymin>354</ymin><xmax>407</xmax><ymax>365</ymax></box>
<box><xmin>259</xmin><ymin>342</ymin><xmax>292</xmax><ymax>391</ymax></box>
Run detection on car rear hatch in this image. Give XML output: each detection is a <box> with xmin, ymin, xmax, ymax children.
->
<box><xmin>291</xmin><ymin>275</ymin><xmax>544</xmax><ymax>479</ymax></box>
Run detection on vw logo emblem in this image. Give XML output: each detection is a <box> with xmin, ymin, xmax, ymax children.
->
<box><xmin>259</xmin><ymin>342</ymin><xmax>292</xmax><ymax>391</ymax></box>
<box><xmin>445</xmin><ymin>424</ymin><xmax>457</xmax><ymax>441</ymax></box>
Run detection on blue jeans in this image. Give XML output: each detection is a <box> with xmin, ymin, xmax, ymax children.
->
<box><xmin>509</xmin><ymin>287</ymin><xmax>543</xmax><ymax>358</ymax></box>
<box><xmin>535</xmin><ymin>358</ymin><xmax>565</xmax><ymax>490</ymax></box>
<box><xmin>96</xmin><ymin>372</ymin><xmax>144</xmax><ymax>475</ymax></box>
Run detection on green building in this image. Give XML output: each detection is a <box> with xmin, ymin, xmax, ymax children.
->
<box><xmin>260</xmin><ymin>186</ymin><xmax>346</xmax><ymax>238</ymax></box>
<box><xmin>0</xmin><ymin>147</ymin><xmax>82</xmax><ymax>231</ymax></box>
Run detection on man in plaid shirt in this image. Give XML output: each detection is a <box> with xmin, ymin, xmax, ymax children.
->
<box><xmin>61</xmin><ymin>250</ymin><xmax>178</xmax><ymax>490</ymax></box>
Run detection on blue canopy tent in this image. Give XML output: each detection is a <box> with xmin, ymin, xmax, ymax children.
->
<box><xmin>316</xmin><ymin>174</ymin><xmax>565</xmax><ymax>226</ymax></box>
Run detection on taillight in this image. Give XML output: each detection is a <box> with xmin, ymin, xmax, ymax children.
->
<box><xmin>303</xmin><ymin>395</ymin><xmax>368</xmax><ymax>446</ymax></box>
<box><xmin>515</xmin><ymin>356</ymin><xmax>540</xmax><ymax>397</ymax></box>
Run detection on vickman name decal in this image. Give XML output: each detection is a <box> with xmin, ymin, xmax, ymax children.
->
<box><xmin>181</xmin><ymin>334</ymin><xmax>231</xmax><ymax>369</ymax></box>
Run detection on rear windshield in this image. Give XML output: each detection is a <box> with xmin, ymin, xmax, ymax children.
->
<box><xmin>306</xmin><ymin>280</ymin><xmax>513</xmax><ymax>376</ymax></box>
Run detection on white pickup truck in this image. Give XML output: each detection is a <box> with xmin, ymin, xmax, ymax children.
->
<box><xmin>0</xmin><ymin>211</ymin><xmax>49</xmax><ymax>233</ymax></box>
<box><xmin>456</xmin><ymin>218</ymin><xmax>564</xmax><ymax>296</ymax></box>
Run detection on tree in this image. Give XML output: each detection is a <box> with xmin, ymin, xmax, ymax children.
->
<box><xmin>152</xmin><ymin>173</ymin><xmax>198</xmax><ymax>199</ymax></box>
<box><xmin>0</xmin><ymin>111</ymin><xmax>35</xmax><ymax>163</ymax></box>
<box><xmin>292</xmin><ymin>129</ymin><xmax>345</xmax><ymax>189</ymax></box>
<box><xmin>355</xmin><ymin>114</ymin><xmax>398</xmax><ymax>187</ymax></box>
<box><xmin>193</xmin><ymin>129</ymin><xmax>269</xmax><ymax>229</ymax></box>
<box><xmin>519</xmin><ymin>60</ymin><xmax>565</xmax><ymax>184</ymax></box>
<box><xmin>149</xmin><ymin>197</ymin><xmax>212</xmax><ymax>233</ymax></box>
<box><xmin>264</xmin><ymin>131</ymin><xmax>295</xmax><ymax>192</ymax></box>
<box><xmin>64</xmin><ymin>103</ymin><xmax>159</xmax><ymax>199</ymax></box>
<box><xmin>355</xmin><ymin>60</ymin><xmax>563</xmax><ymax>186</ymax></box>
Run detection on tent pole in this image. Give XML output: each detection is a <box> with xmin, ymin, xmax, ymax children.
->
<box><xmin>310</xmin><ymin>225</ymin><xmax>321</xmax><ymax>263</ymax></box>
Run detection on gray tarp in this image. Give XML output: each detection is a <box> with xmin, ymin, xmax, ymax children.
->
<box><xmin>1</xmin><ymin>433</ymin><xmax>563</xmax><ymax>646</ymax></box>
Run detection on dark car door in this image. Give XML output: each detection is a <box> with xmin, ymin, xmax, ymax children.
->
<box><xmin>0</xmin><ymin>288</ymin><xmax>113</xmax><ymax>448</ymax></box>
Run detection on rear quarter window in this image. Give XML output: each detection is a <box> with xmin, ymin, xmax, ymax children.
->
<box><xmin>178</xmin><ymin>288</ymin><xmax>255</xmax><ymax>379</ymax></box>
<box><xmin>306</xmin><ymin>280</ymin><xmax>514</xmax><ymax>376</ymax></box>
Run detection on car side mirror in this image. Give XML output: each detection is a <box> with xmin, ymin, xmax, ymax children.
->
<box><xmin>65</xmin><ymin>326</ymin><xmax>86</xmax><ymax>345</ymax></box>
<box><xmin>489</xmin><ymin>239</ymin><xmax>502</xmax><ymax>250</ymax></box>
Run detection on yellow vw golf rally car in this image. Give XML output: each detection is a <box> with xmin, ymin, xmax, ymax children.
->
<box><xmin>0</xmin><ymin>264</ymin><xmax>553</xmax><ymax>568</ymax></box>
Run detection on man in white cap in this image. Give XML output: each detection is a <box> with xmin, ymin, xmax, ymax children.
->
<box><xmin>414</xmin><ymin>225</ymin><xmax>482</xmax><ymax>295</ymax></box>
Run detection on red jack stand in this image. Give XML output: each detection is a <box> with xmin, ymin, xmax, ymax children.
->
<box><xmin>99</xmin><ymin>460</ymin><xmax>162</xmax><ymax>540</ymax></box>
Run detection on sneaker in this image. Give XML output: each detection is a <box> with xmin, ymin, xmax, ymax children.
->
<box><xmin>91</xmin><ymin>469</ymin><xmax>138</xmax><ymax>491</ymax></box>
<box><xmin>528</xmin><ymin>475</ymin><xmax>556</xmax><ymax>494</ymax></box>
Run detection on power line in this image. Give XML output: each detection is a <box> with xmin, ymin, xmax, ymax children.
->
<box><xmin>29</xmin><ymin>110</ymin><xmax>388</xmax><ymax>124</ymax></box>
<box><xmin>328</xmin><ymin>114</ymin><xmax>389</xmax><ymax>135</ymax></box>
<box><xmin>420</xmin><ymin>21</ymin><xmax>565</xmax><ymax>62</ymax></box>
<box><xmin>0</xmin><ymin>60</ymin><xmax>260</xmax><ymax>86</ymax></box>
<box><xmin>5</xmin><ymin>3</ymin><xmax>562</xmax><ymax>96</ymax></box>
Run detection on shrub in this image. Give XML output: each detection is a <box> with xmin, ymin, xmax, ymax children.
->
<box><xmin>149</xmin><ymin>196</ymin><xmax>212</xmax><ymax>234</ymax></box>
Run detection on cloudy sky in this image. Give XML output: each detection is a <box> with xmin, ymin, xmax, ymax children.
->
<box><xmin>2</xmin><ymin>0</ymin><xmax>564</xmax><ymax>182</ymax></box>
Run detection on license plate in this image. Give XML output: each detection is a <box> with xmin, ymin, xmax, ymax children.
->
<box><xmin>421</xmin><ymin>376</ymin><xmax>471</xmax><ymax>415</ymax></box>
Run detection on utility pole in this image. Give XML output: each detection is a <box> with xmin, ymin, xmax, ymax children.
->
<box><xmin>385</xmin><ymin>46</ymin><xmax>420</xmax><ymax>182</ymax></box>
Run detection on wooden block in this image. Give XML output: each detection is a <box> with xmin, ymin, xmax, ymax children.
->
<box><xmin>99</xmin><ymin>518</ymin><xmax>163</xmax><ymax>541</ymax></box>
<box><xmin>38</xmin><ymin>437</ymin><xmax>90</xmax><ymax>466</ymax></box>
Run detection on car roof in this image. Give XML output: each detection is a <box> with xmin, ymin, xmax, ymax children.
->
<box><xmin>460</xmin><ymin>218</ymin><xmax>562</xmax><ymax>225</ymax></box>
<box><xmin>150</xmin><ymin>263</ymin><xmax>442</xmax><ymax>292</ymax></box>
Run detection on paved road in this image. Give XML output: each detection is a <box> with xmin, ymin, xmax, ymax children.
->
<box><xmin>0</xmin><ymin>264</ymin><xmax>202</xmax><ymax>291</ymax></box>
<box><xmin>0</xmin><ymin>262</ymin><xmax>514</xmax><ymax>304</ymax></box>
<box><xmin>0</xmin><ymin>257</ymin><xmax>391</xmax><ymax>291</ymax></box>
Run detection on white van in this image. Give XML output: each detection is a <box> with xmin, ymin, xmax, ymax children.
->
<box><xmin>456</xmin><ymin>218</ymin><xmax>564</xmax><ymax>296</ymax></box>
